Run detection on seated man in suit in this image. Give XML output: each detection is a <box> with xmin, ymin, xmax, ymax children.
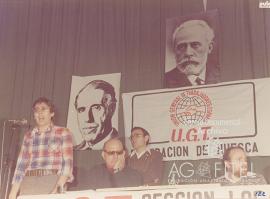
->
<box><xmin>213</xmin><ymin>146</ymin><xmax>267</xmax><ymax>186</ymax></box>
<box><xmin>165</xmin><ymin>19</ymin><xmax>220</xmax><ymax>88</ymax></box>
<box><xmin>86</xmin><ymin>137</ymin><xmax>143</xmax><ymax>189</ymax></box>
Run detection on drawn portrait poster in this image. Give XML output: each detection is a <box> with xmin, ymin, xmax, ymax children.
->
<box><xmin>67</xmin><ymin>73</ymin><xmax>121</xmax><ymax>150</ymax></box>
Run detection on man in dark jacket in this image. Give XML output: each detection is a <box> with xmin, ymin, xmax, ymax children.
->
<box><xmin>87</xmin><ymin>138</ymin><xmax>143</xmax><ymax>189</ymax></box>
<box><xmin>128</xmin><ymin>127</ymin><xmax>164</xmax><ymax>185</ymax></box>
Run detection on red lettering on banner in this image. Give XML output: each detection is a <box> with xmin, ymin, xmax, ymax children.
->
<box><xmin>170</xmin><ymin>126</ymin><xmax>212</xmax><ymax>142</ymax></box>
<box><xmin>169</xmin><ymin>90</ymin><xmax>213</xmax><ymax>127</ymax></box>
<box><xmin>186</xmin><ymin>128</ymin><xmax>198</xmax><ymax>141</ymax></box>
<box><xmin>171</xmin><ymin>129</ymin><xmax>183</xmax><ymax>142</ymax></box>
<box><xmin>170</xmin><ymin>96</ymin><xmax>182</xmax><ymax>113</ymax></box>
<box><xmin>201</xmin><ymin>126</ymin><xmax>211</xmax><ymax>140</ymax></box>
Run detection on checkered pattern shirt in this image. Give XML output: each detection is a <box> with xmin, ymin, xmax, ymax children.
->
<box><xmin>12</xmin><ymin>125</ymin><xmax>73</xmax><ymax>184</ymax></box>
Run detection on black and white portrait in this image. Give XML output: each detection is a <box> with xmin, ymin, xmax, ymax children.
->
<box><xmin>67</xmin><ymin>73</ymin><xmax>120</xmax><ymax>150</ymax></box>
<box><xmin>165</xmin><ymin>11</ymin><xmax>220</xmax><ymax>88</ymax></box>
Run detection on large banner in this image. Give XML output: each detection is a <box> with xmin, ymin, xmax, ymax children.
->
<box><xmin>18</xmin><ymin>185</ymin><xmax>270</xmax><ymax>199</ymax></box>
<box><xmin>67</xmin><ymin>73</ymin><xmax>121</xmax><ymax>150</ymax></box>
<box><xmin>123</xmin><ymin>78</ymin><xmax>270</xmax><ymax>161</ymax></box>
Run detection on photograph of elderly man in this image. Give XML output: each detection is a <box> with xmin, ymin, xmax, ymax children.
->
<box><xmin>165</xmin><ymin>13</ymin><xmax>220</xmax><ymax>88</ymax></box>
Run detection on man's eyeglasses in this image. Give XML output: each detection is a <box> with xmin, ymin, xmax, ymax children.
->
<box><xmin>33</xmin><ymin>107</ymin><xmax>50</xmax><ymax>113</ymax></box>
<box><xmin>129</xmin><ymin>134</ymin><xmax>144</xmax><ymax>139</ymax></box>
<box><xmin>104</xmin><ymin>150</ymin><xmax>124</xmax><ymax>156</ymax></box>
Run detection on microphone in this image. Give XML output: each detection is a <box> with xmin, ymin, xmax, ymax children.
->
<box><xmin>7</xmin><ymin>119</ymin><xmax>28</xmax><ymax>125</ymax></box>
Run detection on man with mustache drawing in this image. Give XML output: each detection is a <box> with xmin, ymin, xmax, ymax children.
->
<box><xmin>165</xmin><ymin>19</ymin><xmax>220</xmax><ymax>88</ymax></box>
<box><xmin>74</xmin><ymin>80</ymin><xmax>118</xmax><ymax>150</ymax></box>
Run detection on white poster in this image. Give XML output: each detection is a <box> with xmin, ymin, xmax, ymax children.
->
<box><xmin>18</xmin><ymin>185</ymin><xmax>270</xmax><ymax>199</ymax></box>
<box><xmin>123</xmin><ymin>78</ymin><xmax>270</xmax><ymax>161</ymax></box>
<box><xmin>67</xmin><ymin>73</ymin><xmax>121</xmax><ymax>150</ymax></box>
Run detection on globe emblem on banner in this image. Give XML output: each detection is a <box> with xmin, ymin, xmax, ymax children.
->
<box><xmin>170</xmin><ymin>90</ymin><xmax>213</xmax><ymax>126</ymax></box>
<box><xmin>176</xmin><ymin>96</ymin><xmax>206</xmax><ymax>125</ymax></box>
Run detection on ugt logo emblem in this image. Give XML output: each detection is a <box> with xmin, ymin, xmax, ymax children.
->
<box><xmin>169</xmin><ymin>89</ymin><xmax>212</xmax><ymax>126</ymax></box>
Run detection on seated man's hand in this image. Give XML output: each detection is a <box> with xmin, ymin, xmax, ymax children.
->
<box><xmin>113</xmin><ymin>153</ymin><xmax>125</xmax><ymax>173</ymax></box>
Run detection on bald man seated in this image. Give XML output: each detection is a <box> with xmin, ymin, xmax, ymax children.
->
<box><xmin>86</xmin><ymin>138</ymin><xmax>143</xmax><ymax>189</ymax></box>
<box><xmin>213</xmin><ymin>146</ymin><xmax>267</xmax><ymax>186</ymax></box>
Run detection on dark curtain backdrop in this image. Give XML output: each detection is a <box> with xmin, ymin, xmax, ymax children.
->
<box><xmin>0</xmin><ymin>0</ymin><xmax>269</xmax><ymax>190</ymax></box>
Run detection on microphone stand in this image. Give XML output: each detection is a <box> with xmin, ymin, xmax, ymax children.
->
<box><xmin>0</xmin><ymin>120</ymin><xmax>8</xmax><ymax>192</ymax></box>
<box><xmin>0</xmin><ymin>122</ymin><xmax>21</xmax><ymax>199</ymax></box>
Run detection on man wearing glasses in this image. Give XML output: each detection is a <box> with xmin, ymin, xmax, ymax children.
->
<box><xmin>9</xmin><ymin>97</ymin><xmax>73</xmax><ymax>199</ymax></box>
<box><xmin>86</xmin><ymin>138</ymin><xmax>143</xmax><ymax>189</ymax></box>
<box><xmin>128</xmin><ymin>127</ymin><xmax>164</xmax><ymax>185</ymax></box>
